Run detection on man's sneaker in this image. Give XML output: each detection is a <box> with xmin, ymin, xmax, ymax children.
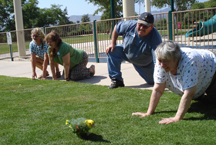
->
<box><xmin>108</xmin><ymin>79</ymin><xmax>125</xmax><ymax>89</ymax></box>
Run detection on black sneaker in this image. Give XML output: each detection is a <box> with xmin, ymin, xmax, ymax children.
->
<box><xmin>108</xmin><ymin>78</ymin><xmax>125</xmax><ymax>89</ymax></box>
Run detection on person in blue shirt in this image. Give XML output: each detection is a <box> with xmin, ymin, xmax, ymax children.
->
<box><xmin>106</xmin><ymin>12</ymin><xmax>162</xmax><ymax>89</ymax></box>
<box><xmin>29</xmin><ymin>28</ymin><xmax>60</xmax><ymax>80</ymax></box>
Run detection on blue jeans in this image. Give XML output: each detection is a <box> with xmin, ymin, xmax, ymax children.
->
<box><xmin>107</xmin><ymin>44</ymin><xmax>154</xmax><ymax>85</ymax></box>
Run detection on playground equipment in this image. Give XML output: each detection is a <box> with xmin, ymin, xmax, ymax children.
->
<box><xmin>185</xmin><ymin>14</ymin><xmax>216</xmax><ymax>37</ymax></box>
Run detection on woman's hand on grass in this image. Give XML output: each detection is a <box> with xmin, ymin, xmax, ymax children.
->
<box><xmin>32</xmin><ymin>72</ymin><xmax>37</xmax><ymax>80</ymax></box>
<box><xmin>132</xmin><ymin>112</ymin><xmax>150</xmax><ymax>117</ymax></box>
<box><xmin>159</xmin><ymin>117</ymin><xmax>180</xmax><ymax>124</ymax></box>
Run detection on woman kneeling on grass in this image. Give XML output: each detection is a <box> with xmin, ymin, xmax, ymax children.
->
<box><xmin>45</xmin><ymin>30</ymin><xmax>95</xmax><ymax>81</ymax></box>
<box><xmin>29</xmin><ymin>28</ymin><xmax>60</xmax><ymax>80</ymax></box>
<box><xmin>132</xmin><ymin>40</ymin><xmax>216</xmax><ymax>124</ymax></box>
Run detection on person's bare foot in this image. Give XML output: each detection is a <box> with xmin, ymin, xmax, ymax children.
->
<box><xmin>90</xmin><ymin>65</ymin><xmax>95</xmax><ymax>77</ymax></box>
<box><xmin>38</xmin><ymin>72</ymin><xmax>49</xmax><ymax>79</ymax></box>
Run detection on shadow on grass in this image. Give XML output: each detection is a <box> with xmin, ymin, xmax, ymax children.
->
<box><xmin>77</xmin><ymin>76</ymin><xmax>107</xmax><ymax>84</ymax></box>
<box><xmin>153</xmin><ymin>111</ymin><xmax>177</xmax><ymax>114</ymax></box>
<box><xmin>151</xmin><ymin>96</ymin><xmax>216</xmax><ymax>121</ymax></box>
<box><xmin>46</xmin><ymin>76</ymin><xmax>107</xmax><ymax>84</ymax></box>
<box><xmin>186</xmin><ymin>96</ymin><xmax>216</xmax><ymax>120</ymax></box>
<box><xmin>127</xmin><ymin>83</ymin><xmax>153</xmax><ymax>89</ymax></box>
<box><xmin>80</xmin><ymin>133</ymin><xmax>111</xmax><ymax>143</ymax></box>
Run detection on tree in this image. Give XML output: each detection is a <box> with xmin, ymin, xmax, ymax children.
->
<box><xmin>85</xmin><ymin>0</ymin><xmax>123</xmax><ymax>19</ymax></box>
<box><xmin>191</xmin><ymin>2</ymin><xmax>205</xmax><ymax>9</ymax></box>
<box><xmin>202</xmin><ymin>0</ymin><xmax>216</xmax><ymax>8</ymax></box>
<box><xmin>81</xmin><ymin>14</ymin><xmax>90</xmax><ymax>23</ymax></box>
<box><xmin>190</xmin><ymin>0</ymin><xmax>216</xmax><ymax>22</ymax></box>
<box><xmin>22</xmin><ymin>0</ymin><xmax>40</xmax><ymax>28</ymax></box>
<box><xmin>151</xmin><ymin>0</ymin><xmax>198</xmax><ymax>11</ymax></box>
<box><xmin>35</xmin><ymin>4</ymin><xmax>71</xmax><ymax>27</ymax></box>
<box><xmin>48</xmin><ymin>4</ymin><xmax>71</xmax><ymax>25</ymax></box>
<box><xmin>85</xmin><ymin>0</ymin><xmax>152</xmax><ymax>19</ymax></box>
<box><xmin>80</xmin><ymin>14</ymin><xmax>92</xmax><ymax>34</ymax></box>
<box><xmin>0</xmin><ymin>0</ymin><xmax>72</xmax><ymax>31</ymax></box>
<box><xmin>0</xmin><ymin>0</ymin><xmax>20</xmax><ymax>31</ymax></box>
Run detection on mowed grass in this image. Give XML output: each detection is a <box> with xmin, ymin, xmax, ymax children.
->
<box><xmin>0</xmin><ymin>75</ymin><xmax>216</xmax><ymax>144</ymax></box>
<box><xmin>0</xmin><ymin>42</ymin><xmax>30</xmax><ymax>55</ymax></box>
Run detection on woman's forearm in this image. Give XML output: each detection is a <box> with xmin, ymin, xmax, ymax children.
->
<box><xmin>175</xmin><ymin>86</ymin><xmax>196</xmax><ymax>120</ymax></box>
<box><xmin>49</xmin><ymin>58</ymin><xmax>57</xmax><ymax>79</ymax></box>
<box><xmin>31</xmin><ymin>54</ymin><xmax>36</xmax><ymax>73</ymax></box>
<box><xmin>42</xmin><ymin>54</ymin><xmax>48</xmax><ymax>77</ymax></box>
<box><xmin>63</xmin><ymin>64</ymin><xmax>70</xmax><ymax>79</ymax></box>
<box><xmin>62</xmin><ymin>53</ymin><xmax>70</xmax><ymax>80</ymax></box>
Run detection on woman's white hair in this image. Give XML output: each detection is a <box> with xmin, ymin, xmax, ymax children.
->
<box><xmin>155</xmin><ymin>41</ymin><xmax>181</xmax><ymax>61</ymax></box>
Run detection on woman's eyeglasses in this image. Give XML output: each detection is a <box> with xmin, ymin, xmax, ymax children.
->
<box><xmin>33</xmin><ymin>35</ymin><xmax>39</xmax><ymax>38</ymax></box>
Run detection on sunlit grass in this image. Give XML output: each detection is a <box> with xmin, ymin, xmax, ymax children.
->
<box><xmin>0</xmin><ymin>75</ymin><xmax>216</xmax><ymax>144</ymax></box>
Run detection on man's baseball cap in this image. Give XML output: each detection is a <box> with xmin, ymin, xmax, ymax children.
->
<box><xmin>137</xmin><ymin>12</ymin><xmax>154</xmax><ymax>27</ymax></box>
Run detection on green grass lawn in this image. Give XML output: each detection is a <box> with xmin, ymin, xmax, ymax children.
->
<box><xmin>0</xmin><ymin>42</ymin><xmax>30</xmax><ymax>55</ymax></box>
<box><xmin>0</xmin><ymin>75</ymin><xmax>216</xmax><ymax>144</ymax></box>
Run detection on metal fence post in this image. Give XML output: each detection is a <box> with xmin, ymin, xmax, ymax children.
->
<box><xmin>168</xmin><ymin>0</ymin><xmax>174</xmax><ymax>40</ymax></box>
<box><xmin>7</xmin><ymin>30</ymin><xmax>13</xmax><ymax>61</ymax></box>
<box><xmin>110</xmin><ymin>0</ymin><xmax>115</xmax><ymax>31</ymax></box>
<box><xmin>43</xmin><ymin>26</ymin><xmax>46</xmax><ymax>34</ymax></box>
<box><xmin>93</xmin><ymin>20</ymin><xmax>99</xmax><ymax>63</ymax></box>
<box><xmin>168</xmin><ymin>11</ymin><xmax>172</xmax><ymax>40</ymax></box>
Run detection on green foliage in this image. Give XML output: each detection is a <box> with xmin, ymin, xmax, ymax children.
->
<box><xmin>182</xmin><ymin>7</ymin><xmax>216</xmax><ymax>27</ymax></box>
<box><xmin>85</xmin><ymin>0</ymin><xmax>123</xmax><ymax>19</ymax></box>
<box><xmin>0</xmin><ymin>0</ymin><xmax>72</xmax><ymax>31</ymax></box>
<box><xmin>0</xmin><ymin>76</ymin><xmax>216</xmax><ymax>144</ymax></box>
<box><xmin>151</xmin><ymin>0</ymin><xmax>198</xmax><ymax>10</ymax></box>
<box><xmin>203</xmin><ymin>1</ymin><xmax>216</xmax><ymax>8</ymax></box>
<box><xmin>34</xmin><ymin>4</ymin><xmax>71</xmax><ymax>27</ymax></box>
<box><xmin>191</xmin><ymin>0</ymin><xmax>216</xmax><ymax>9</ymax></box>
<box><xmin>155</xmin><ymin>18</ymin><xmax>167</xmax><ymax>30</ymax></box>
<box><xmin>81</xmin><ymin>14</ymin><xmax>91</xmax><ymax>23</ymax></box>
<box><xmin>191</xmin><ymin>2</ymin><xmax>205</xmax><ymax>9</ymax></box>
<box><xmin>0</xmin><ymin>0</ymin><xmax>17</xmax><ymax>30</ymax></box>
<box><xmin>22</xmin><ymin>0</ymin><xmax>40</xmax><ymax>28</ymax></box>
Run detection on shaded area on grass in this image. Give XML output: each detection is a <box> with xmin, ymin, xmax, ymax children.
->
<box><xmin>186</xmin><ymin>96</ymin><xmax>216</xmax><ymax>120</ymax></box>
<box><xmin>80</xmin><ymin>133</ymin><xmax>111</xmax><ymax>143</ymax></box>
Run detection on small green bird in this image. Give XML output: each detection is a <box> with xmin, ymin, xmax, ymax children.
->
<box><xmin>65</xmin><ymin>117</ymin><xmax>95</xmax><ymax>137</ymax></box>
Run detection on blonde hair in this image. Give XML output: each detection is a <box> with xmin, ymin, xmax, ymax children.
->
<box><xmin>31</xmin><ymin>28</ymin><xmax>45</xmax><ymax>44</ymax></box>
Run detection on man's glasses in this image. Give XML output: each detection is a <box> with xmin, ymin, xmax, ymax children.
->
<box><xmin>137</xmin><ymin>23</ymin><xmax>151</xmax><ymax>29</ymax></box>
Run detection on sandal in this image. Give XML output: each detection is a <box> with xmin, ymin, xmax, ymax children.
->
<box><xmin>90</xmin><ymin>65</ymin><xmax>95</xmax><ymax>77</ymax></box>
<box><xmin>56</xmin><ymin>71</ymin><xmax>61</xmax><ymax>78</ymax></box>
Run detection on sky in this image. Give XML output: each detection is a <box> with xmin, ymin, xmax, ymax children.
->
<box><xmin>37</xmin><ymin>0</ymin><xmax>209</xmax><ymax>16</ymax></box>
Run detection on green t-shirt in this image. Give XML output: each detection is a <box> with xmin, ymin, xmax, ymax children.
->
<box><xmin>48</xmin><ymin>42</ymin><xmax>83</xmax><ymax>69</ymax></box>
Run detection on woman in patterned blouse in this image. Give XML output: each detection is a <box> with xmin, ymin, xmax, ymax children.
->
<box><xmin>132</xmin><ymin>40</ymin><xmax>216</xmax><ymax>124</ymax></box>
<box><xmin>29</xmin><ymin>28</ymin><xmax>60</xmax><ymax>80</ymax></box>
